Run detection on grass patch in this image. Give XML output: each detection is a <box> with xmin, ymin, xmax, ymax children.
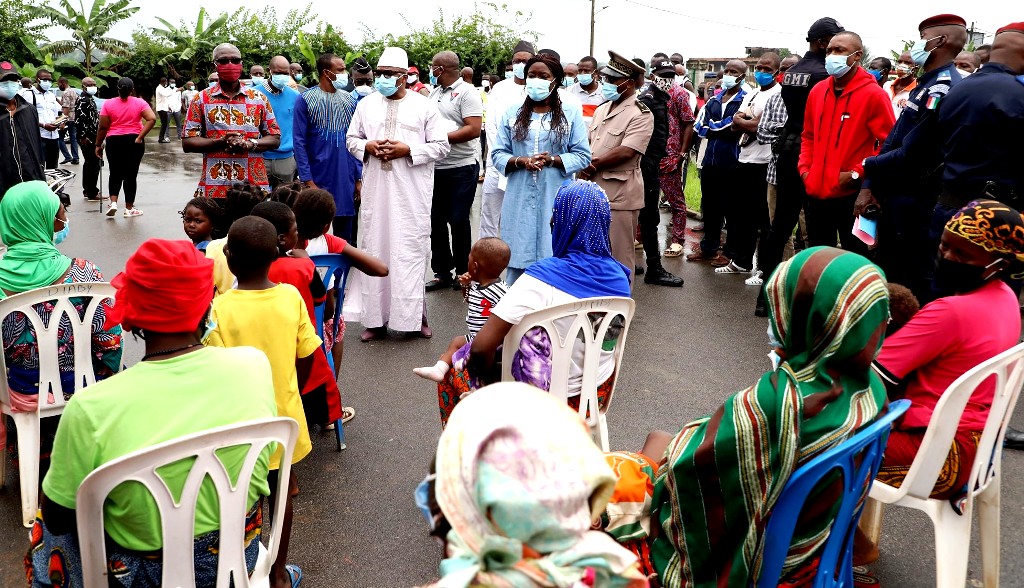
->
<box><xmin>684</xmin><ymin>161</ymin><xmax>701</xmax><ymax>213</ymax></box>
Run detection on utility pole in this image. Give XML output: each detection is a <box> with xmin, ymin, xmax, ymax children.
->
<box><xmin>590</xmin><ymin>0</ymin><xmax>596</xmax><ymax>55</ymax></box>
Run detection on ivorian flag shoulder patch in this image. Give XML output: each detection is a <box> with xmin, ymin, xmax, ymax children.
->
<box><xmin>925</xmin><ymin>94</ymin><xmax>942</xmax><ymax>110</ymax></box>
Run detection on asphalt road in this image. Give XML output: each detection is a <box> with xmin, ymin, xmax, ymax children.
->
<box><xmin>0</xmin><ymin>139</ymin><xmax>1021</xmax><ymax>587</ymax></box>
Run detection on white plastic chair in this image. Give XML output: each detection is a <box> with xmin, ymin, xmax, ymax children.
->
<box><xmin>500</xmin><ymin>297</ymin><xmax>635</xmax><ymax>451</ymax></box>
<box><xmin>0</xmin><ymin>282</ymin><xmax>117</xmax><ymax>527</ymax></box>
<box><xmin>864</xmin><ymin>341</ymin><xmax>1024</xmax><ymax>588</ymax></box>
<box><xmin>76</xmin><ymin>417</ymin><xmax>298</xmax><ymax>588</ymax></box>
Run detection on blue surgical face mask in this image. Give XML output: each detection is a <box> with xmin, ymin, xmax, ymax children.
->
<box><xmin>250</xmin><ymin>75</ymin><xmax>264</xmax><ymax>86</ymax></box>
<box><xmin>577</xmin><ymin>73</ymin><xmax>593</xmax><ymax>86</ymax></box>
<box><xmin>601</xmin><ymin>80</ymin><xmax>624</xmax><ymax>101</ymax></box>
<box><xmin>866</xmin><ymin>68</ymin><xmax>883</xmax><ymax>81</ymax></box>
<box><xmin>53</xmin><ymin>218</ymin><xmax>69</xmax><ymax>245</ymax></box>
<box><xmin>0</xmin><ymin>80</ymin><xmax>19</xmax><ymax>100</ymax></box>
<box><xmin>429</xmin><ymin>74</ymin><xmax>437</xmax><ymax>85</ymax></box>
<box><xmin>910</xmin><ymin>37</ymin><xmax>939</xmax><ymax>67</ymax></box>
<box><xmin>354</xmin><ymin>84</ymin><xmax>373</xmax><ymax>96</ymax></box>
<box><xmin>562</xmin><ymin>76</ymin><xmax>575</xmax><ymax>87</ymax></box>
<box><xmin>414</xmin><ymin>474</ymin><xmax>437</xmax><ymax>530</ymax></box>
<box><xmin>271</xmin><ymin>74</ymin><xmax>291</xmax><ymax>89</ymax></box>
<box><xmin>720</xmin><ymin>74</ymin><xmax>739</xmax><ymax>90</ymax></box>
<box><xmin>525</xmin><ymin>77</ymin><xmax>553</xmax><ymax>101</ymax></box>
<box><xmin>293</xmin><ymin>73</ymin><xmax>303</xmax><ymax>82</ymax></box>
<box><xmin>38</xmin><ymin>80</ymin><xmax>52</xmax><ymax>91</ymax></box>
<box><xmin>375</xmin><ymin>75</ymin><xmax>399</xmax><ymax>97</ymax></box>
<box><xmin>505</xmin><ymin>71</ymin><xmax>514</xmax><ymax>80</ymax></box>
<box><xmin>825</xmin><ymin>54</ymin><xmax>853</xmax><ymax>78</ymax></box>
<box><xmin>753</xmin><ymin>71</ymin><xmax>775</xmax><ymax>87</ymax></box>
<box><xmin>331</xmin><ymin>72</ymin><xmax>349</xmax><ymax>90</ymax></box>
<box><xmin>512</xmin><ymin>62</ymin><xmax>526</xmax><ymax>80</ymax></box>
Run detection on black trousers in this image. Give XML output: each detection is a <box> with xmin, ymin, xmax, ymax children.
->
<box><xmin>638</xmin><ymin>167</ymin><xmax>664</xmax><ymax>270</ymax></box>
<box><xmin>105</xmin><ymin>134</ymin><xmax>144</xmax><ymax>205</ymax></box>
<box><xmin>430</xmin><ymin>163</ymin><xmax>479</xmax><ymax>278</ymax></box>
<box><xmin>41</xmin><ymin>138</ymin><xmax>59</xmax><ymax>170</ymax></box>
<box><xmin>757</xmin><ymin>149</ymin><xmax>806</xmax><ymax>281</ymax></box>
<box><xmin>804</xmin><ymin>193</ymin><xmax>867</xmax><ymax>254</ymax></box>
<box><xmin>698</xmin><ymin>165</ymin><xmax>733</xmax><ymax>254</ymax></box>
<box><xmin>723</xmin><ymin>162</ymin><xmax>769</xmax><ymax>270</ymax></box>
<box><xmin>873</xmin><ymin>193</ymin><xmax>935</xmax><ymax>297</ymax></box>
<box><xmin>81</xmin><ymin>140</ymin><xmax>101</xmax><ymax>198</ymax></box>
<box><xmin>158</xmin><ymin>111</ymin><xmax>170</xmax><ymax>141</ymax></box>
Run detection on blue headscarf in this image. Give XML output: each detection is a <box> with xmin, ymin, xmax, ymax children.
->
<box><xmin>524</xmin><ymin>180</ymin><xmax>631</xmax><ymax>298</ymax></box>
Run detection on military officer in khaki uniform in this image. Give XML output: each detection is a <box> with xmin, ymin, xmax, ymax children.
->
<box><xmin>580</xmin><ymin>50</ymin><xmax>654</xmax><ymax>279</ymax></box>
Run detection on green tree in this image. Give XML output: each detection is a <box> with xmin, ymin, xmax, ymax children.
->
<box><xmin>890</xmin><ymin>40</ymin><xmax>914</xmax><ymax>61</ymax></box>
<box><xmin>229</xmin><ymin>4</ymin><xmax>322</xmax><ymax>67</ymax></box>
<box><xmin>41</xmin><ymin>0</ymin><xmax>138</xmax><ymax>78</ymax></box>
<box><xmin>295</xmin><ymin>23</ymin><xmax>355</xmax><ymax>85</ymax></box>
<box><xmin>13</xmin><ymin>36</ymin><xmax>81</xmax><ymax>84</ymax></box>
<box><xmin>0</xmin><ymin>0</ymin><xmax>48</xmax><ymax>65</ymax></box>
<box><xmin>357</xmin><ymin>3</ymin><xmax>535</xmax><ymax>80</ymax></box>
<box><xmin>151</xmin><ymin>7</ymin><xmax>229</xmax><ymax>81</ymax></box>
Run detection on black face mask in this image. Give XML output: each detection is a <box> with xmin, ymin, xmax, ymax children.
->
<box><xmin>933</xmin><ymin>257</ymin><xmax>1001</xmax><ymax>294</ymax></box>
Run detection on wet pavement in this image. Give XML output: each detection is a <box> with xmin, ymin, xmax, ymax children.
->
<box><xmin>0</xmin><ymin>138</ymin><xmax>1022</xmax><ymax>587</ymax></box>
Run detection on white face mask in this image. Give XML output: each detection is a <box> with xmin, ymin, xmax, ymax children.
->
<box><xmin>85</xmin><ymin>86</ymin><xmax>97</xmax><ymax>95</ymax></box>
<box><xmin>956</xmin><ymin>68</ymin><xmax>972</xmax><ymax>77</ymax></box>
<box><xmin>407</xmin><ymin>74</ymin><xmax>418</xmax><ymax>84</ymax></box>
<box><xmin>674</xmin><ymin>75</ymin><xmax>687</xmax><ymax>86</ymax></box>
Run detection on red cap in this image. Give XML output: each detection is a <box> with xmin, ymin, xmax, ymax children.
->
<box><xmin>408</xmin><ymin>66</ymin><xmax>420</xmax><ymax>74</ymax></box>
<box><xmin>996</xmin><ymin>22</ymin><xmax>1024</xmax><ymax>35</ymax></box>
<box><xmin>918</xmin><ymin>14</ymin><xmax>967</xmax><ymax>32</ymax></box>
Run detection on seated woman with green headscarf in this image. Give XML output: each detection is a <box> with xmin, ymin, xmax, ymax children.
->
<box><xmin>0</xmin><ymin>181</ymin><xmax>122</xmax><ymax>466</ymax></box>
<box><xmin>601</xmin><ymin>246</ymin><xmax>891</xmax><ymax>587</ymax></box>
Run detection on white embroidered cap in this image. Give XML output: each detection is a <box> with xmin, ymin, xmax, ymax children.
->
<box><xmin>377</xmin><ymin>47</ymin><xmax>409</xmax><ymax>71</ymax></box>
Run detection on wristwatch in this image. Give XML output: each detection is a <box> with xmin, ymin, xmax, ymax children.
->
<box><xmin>248</xmin><ymin>138</ymin><xmax>259</xmax><ymax>152</ymax></box>
<box><xmin>850</xmin><ymin>171</ymin><xmax>860</xmax><ymax>181</ymax></box>
<box><xmin>545</xmin><ymin>154</ymin><xmax>555</xmax><ymax>167</ymax></box>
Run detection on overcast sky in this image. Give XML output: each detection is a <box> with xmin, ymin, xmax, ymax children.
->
<box><xmin>64</xmin><ymin>1</ymin><xmax>1014</xmax><ymax>64</ymax></box>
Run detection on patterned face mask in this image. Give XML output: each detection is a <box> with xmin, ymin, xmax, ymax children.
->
<box><xmin>653</xmin><ymin>76</ymin><xmax>674</xmax><ymax>92</ymax></box>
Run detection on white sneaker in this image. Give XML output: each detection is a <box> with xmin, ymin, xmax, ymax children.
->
<box><xmin>123</xmin><ymin>207</ymin><xmax>144</xmax><ymax>218</ymax></box>
<box><xmin>105</xmin><ymin>203</ymin><xmax>117</xmax><ymax>217</ymax></box>
<box><xmin>745</xmin><ymin>270</ymin><xmax>764</xmax><ymax>286</ymax></box>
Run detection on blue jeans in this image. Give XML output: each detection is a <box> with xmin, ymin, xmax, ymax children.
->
<box><xmin>58</xmin><ymin>122</ymin><xmax>78</xmax><ymax>162</ymax></box>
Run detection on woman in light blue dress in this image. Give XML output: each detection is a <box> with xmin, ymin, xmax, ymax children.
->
<box><xmin>491</xmin><ymin>53</ymin><xmax>591</xmax><ymax>283</ymax></box>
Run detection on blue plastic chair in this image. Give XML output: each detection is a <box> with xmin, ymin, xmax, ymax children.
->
<box><xmin>756</xmin><ymin>399</ymin><xmax>911</xmax><ymax>588</ymax></box>
<box><xmin>310</xmin><ymin>254</ymin><xmax>352</xmax><ymax>451</ymax></box>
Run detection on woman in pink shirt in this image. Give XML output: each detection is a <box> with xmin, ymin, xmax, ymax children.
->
<box><xmin>95</xmin><ymin>77</ymin><xmax>155</xmax><ymax>218</ymax></box>
<box><xmin>874</xmin><ymin>200</ymin><xmax>1024</xmax><ymax>499</ymax></box>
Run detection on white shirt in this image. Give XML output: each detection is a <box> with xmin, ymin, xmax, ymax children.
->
<box><xmin>737</xmin><ymin>83</ymin><xmax>782</xmax><ymax>165</ymax></box>
<box><xmin>19</xmin><ymin>87</ymin><xmax>60</xmax><ymax>140</ymax></box>
<box><xmin>492</xmin><ymin>274</ymin><xmax>616</xmax><ymax>396</ymax></box>
<box><xmin>883</xmin><ymin>79</ymin><xmax>916</xmax><ymax>119</ymax></box>
<box><xmin>182</xmin><ymin>89</ymin><xmax>200</xmax><ymax>110</ymax></box>
<box><xmin>154</xmin><ymin>83</ymin><xmax>176</xmax><ymax>112</ymax></box>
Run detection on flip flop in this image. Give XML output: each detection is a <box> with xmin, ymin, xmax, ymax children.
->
<box><xmin>341</xmin><ymin>406</ymin><xmax>356</xmax><ymax>423</ymax></box>
<box><xmin>285</xmin><ymin>564</ymin><xmax>303</xmax><ymax>588</ymax></box>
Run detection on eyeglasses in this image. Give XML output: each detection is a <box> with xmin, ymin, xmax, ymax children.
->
<box><xmin>214</xmin><ymin>57</ymin><xmax>242</xmax><ymax>65</ymax></box>
<box><xmin>376</xmin><ymin>72</ymin><xmax>404</xmax><ymax>79</ymax></box>
<box><xmin>353</xmin><ymin>79</ymin><xmax>373</xmax><ymax>87</ymax></box>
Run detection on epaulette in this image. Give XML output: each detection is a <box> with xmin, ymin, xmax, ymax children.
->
<box><xmin>635</xmin><ymin>99</ymin><xmax>650</xmax><ymax>113</ymax></box>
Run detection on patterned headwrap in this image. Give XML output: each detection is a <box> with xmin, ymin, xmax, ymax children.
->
<box><xmin>104</xmin><ymin>239</ymin><xmax>214</xmax><ymax>333</ymax></box>
<box><xmin>432</xmin><ymin>383</ymin><xmax>647</xmax><ymax>588</ymax></box>
<box><xmin>651</xmin><ymin>247</ymin><xmax>889</xmax><ymax>586</ymax></box>
<box><xmin>944</xmin><ymin>199</ymin><xmax>1024</xmax><ymax>264</ymax></box>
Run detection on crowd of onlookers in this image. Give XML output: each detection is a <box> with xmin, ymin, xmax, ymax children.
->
<box><xmin>1</xmin><ymin>10</ymin><xmax>1024</xmax><ymax>588</ymax></box>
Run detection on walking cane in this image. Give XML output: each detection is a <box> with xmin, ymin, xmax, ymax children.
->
<box><xmin>98</xmin><ymin>155</ymin><xmax>104</xmax><ymax>214</ymax></box>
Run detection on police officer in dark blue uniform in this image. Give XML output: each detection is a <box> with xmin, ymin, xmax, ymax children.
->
<box><xmin>854</xmin><ymin>14</ymin><xmax>967</xmax><ymax>299</ymax></box>
<box><xmin>636</xmin><ymin>59</ymin><xmax>684</xmax><ymax>287</ymax></box>
<box><xmin>754</xmin><ymin>16</ymin><xmax>843</xmax><ymax>316</ymax></box>
<box><xmin>935</xmin><ymin>22</ymin><xmax>1024</xmax><ymax>227</ymax></box>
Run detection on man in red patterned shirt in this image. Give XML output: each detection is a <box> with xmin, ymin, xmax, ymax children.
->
<box><xmin>183</xmin><ymin>43</ymin><xmax>281</xmax><ymax>198</ymax></box>
<box><xmin>659</xmin><ymin>75</ymin><xmax>696</xmax><ymax>258</ymax></box>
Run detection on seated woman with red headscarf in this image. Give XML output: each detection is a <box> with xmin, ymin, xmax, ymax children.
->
<box><xmin>26</xmin><ymin>239</ymin><xmax>278</xmax><ymax>587</ymax></box>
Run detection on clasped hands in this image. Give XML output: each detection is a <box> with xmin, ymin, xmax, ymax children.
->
<box><xmin>366</xmin><ymin>139</ymin><xmax>411</xmax><ymax>162</ymax></box>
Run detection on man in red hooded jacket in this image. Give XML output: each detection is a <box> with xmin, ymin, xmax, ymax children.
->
<box><xmin>799</xmin><ymin>31</ymin><xmax>895</xmax><ymax>252</ymax></box>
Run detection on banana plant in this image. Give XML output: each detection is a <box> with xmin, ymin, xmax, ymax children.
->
<box><xmin>151</xmin><ymin>7</ymin><xmax>229</xmax><ymax>81</ymax></box>
<box><xmin>40</xmin><ymin>0</ymin><xmax>137</xmax><ymax>78</ymax></box>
